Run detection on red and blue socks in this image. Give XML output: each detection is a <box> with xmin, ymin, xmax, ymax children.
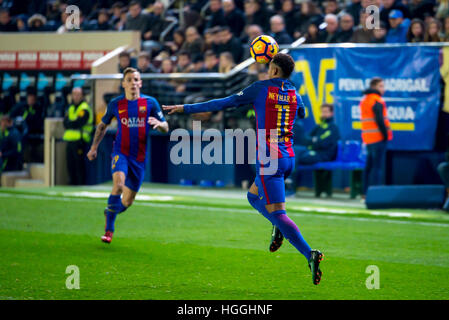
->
<box><xmin>105</xmin><ymin>194</ymin><xmax>128</xmax><ymax>232</ymax></box>
<box><xmin>247</xmin><ymin>192</ymin><xmax>312</xmax><ymax>260</ymax></box>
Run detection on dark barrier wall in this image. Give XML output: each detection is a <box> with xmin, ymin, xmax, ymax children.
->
<box><xmin>85</xmin><ymin>131</ymin><xmax>447</xmax><ymax>189</ymax></box>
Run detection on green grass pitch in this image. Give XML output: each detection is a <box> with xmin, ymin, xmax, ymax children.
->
<box><xmin>1</xmin><ymin>184</ymin><xmax>449</xmax><ymax>300</ymax></box>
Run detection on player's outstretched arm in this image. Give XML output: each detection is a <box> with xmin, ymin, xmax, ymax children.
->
<box><xmin>162</xmin><ymin>105</ymin><xmax>184</xmax><ymax>115</ymax></box>
<box><xmin>162</xmin><ymin>83</ymin><xmax>260</xmax><ymax>118</ymax></box>
<box><xmin>87</xmin><ymin>122</ymin><xmax>108</xmax><ymax>161</ymax></box>
<box><xmin>164</xmin><ymin>95</ymin><xmax>236</xmax><ymax>115</ymax></box>
<box><xmin>163</xmin><ymin>82</ymin><xmax>261</xmax><ymax>116</ymax></box>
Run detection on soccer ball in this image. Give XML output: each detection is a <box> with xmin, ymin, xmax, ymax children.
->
<box><xmin>250</xmin><ymin>35</ymin><xmax>279</xmax><ymax>64</ymax></box>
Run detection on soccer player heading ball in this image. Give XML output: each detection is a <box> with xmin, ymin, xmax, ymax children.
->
<box><xmin>163</xmin><ymin>53</ymin><xmax>324</xmax><ymax>285</ymax></box>
<box><xmin>87</xmin><ymin>67</ymin><xmax>169</xmax><ymax>244</ymax></box>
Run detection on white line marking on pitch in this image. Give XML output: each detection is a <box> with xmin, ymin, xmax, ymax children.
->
<box><xmin>60</xmin><ymin>191</ymin><xmax>174</xmax><ymax>201</ymax></box>
<box><xmin>1</xmin><ymin>192</ymin><xmax>448</xmax><ymax>228</ymax></box>
<box><xmin>295</xmin><ymin>206</ymin><xmax>413</xmax><ymax>218</ymax></box>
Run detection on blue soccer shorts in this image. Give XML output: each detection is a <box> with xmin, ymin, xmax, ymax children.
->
<box><xmin>111</xmin><ymin>153</ymin><xmax>145</xmax><ymax>192</ymax></box>
<box><xmin>255</xmin><ymin>157</ymin><xmax>295</xmax><ymax>205</ymax></box>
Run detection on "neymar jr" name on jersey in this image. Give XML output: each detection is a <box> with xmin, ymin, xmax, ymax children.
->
<box><xmin>267</xmin><ymin>92</ymin><xmax>297</xmax><ymax>103</ymax></box>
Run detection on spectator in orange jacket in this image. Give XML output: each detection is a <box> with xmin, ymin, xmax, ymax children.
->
<box><xmin>359</xmin><ymin>77</ymin><xmax>393</xmax><ymax>196</ymax></box>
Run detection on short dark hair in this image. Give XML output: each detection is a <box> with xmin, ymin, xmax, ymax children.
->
<box><xmin>129</xmin><ymin>0</ymin><xmax>141</xmax><ymax>7</ymax></box>
<box><xmin>112</xmin><ymin>1</ymin><xmax>124</xmax><ymax>9</ymax></box>
<box><xmin>138</xmin><ymin>51</ymin><xmax>151</xmax><ymax>61</ymax></box>
<box><xmin>271</xmin><ymin>53</ymin><xmax>295</xmax><ymax>78</ymax></box>
<box><xmin>321</xmin><ymin>103</ymin><xmax>333</xmax><ymax>113</ymax></box>
<box><xmin>192</xmin><ymin>54</ymin><xmax>204</xmax><ymax>63</ymax></box>
<box><xmin>370</xmin><ymin>77</ymin><xmax>383</xmax><ymax>88</ymax></box>
<box><xmin>177</xmin><ymin>50</ymin><xmax>190</xmax><ymax>59</ymax></box>
<box><xmin>123</xmin><ymin>67</ymin><xmax>139</xmax><ymax>78</ymax></box>
<box><xmin>98</xmin><ymin>8</ymin><xmax>109</xmax><ymax>17</ymax></box>
<box><xmin>204</xmin><ymin>50</ymin><xmax>217</xmax><ymax>58</ymax></box>
<box><xmin>119</xmin><ymin>51</ymin><xmax>131</xmax><ymax>59</ymax></box>
<box><xmin>26</xmin><ymin>86</ymin><xmax>37</xmax><ymax>96</ymax></box>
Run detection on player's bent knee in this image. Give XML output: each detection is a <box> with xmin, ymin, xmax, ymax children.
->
<box><xmin>122</xmin><ymin>198</ymin><xmax>134</xmax><ymax>207</ymax></box>
<box><xmin>122</xmin><ymin>189</ymin><xmax>137</xmax><ymax>208</ymax></box>
<box><xmin>247</xmin><ymin>191</ymin><xmax>259</xmax><ymax>208</ymax></box>
<box><xmin>112</xmin><ymin>182</ymin><xmax>125</xmax><ymax>194</ymax></box>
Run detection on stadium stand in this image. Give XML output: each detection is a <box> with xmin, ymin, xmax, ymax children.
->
<box><xmin>0</xmin><ymin>0</ymin><xmax>448</xmax><ymax>208</ymax></box>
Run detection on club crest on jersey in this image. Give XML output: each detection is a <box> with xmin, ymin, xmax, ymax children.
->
<box><xmin>139</xmin><ymin>106</ymin><xmax>146</xmax><ymax>113</ymax></box>
<box><xmin>121</xmin><ymin>117</ymin><xmax>145</xmax><ymax>128</ymax></box>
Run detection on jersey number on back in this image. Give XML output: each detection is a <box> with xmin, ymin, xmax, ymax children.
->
<box><xmin>274</xmin><ymin>104</ymin><xmax>290</xmax><ymax>137</ymax></box>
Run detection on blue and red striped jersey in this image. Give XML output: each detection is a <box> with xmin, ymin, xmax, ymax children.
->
<box><xmin>102</xmin><ymin>94</ymin><xmax>165</xmax><ymax>162</ymax></box>
<box><xmin>184</xmin><ymin>78</ymin><xmax>305</xmax><ymax>159</ymax></box>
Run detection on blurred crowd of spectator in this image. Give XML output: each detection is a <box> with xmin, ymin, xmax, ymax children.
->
<box><xmin>1</xmin><ymin>1</ymin><xmax>448</xmax><ymax>61</ymax></box>
<box><xmin>1</xmin><ymin>0</ymin><xmax>447</xmax><ymax>97</ymax></box>
<box><xmin>1</xmin><ymin>0</ymin><xmax>448</xmax><ymax>169</ymax></box>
